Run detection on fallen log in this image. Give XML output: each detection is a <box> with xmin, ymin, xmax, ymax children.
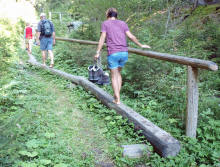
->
<box><xmin>28</xmin><ymin>54</ymin><xmax>181</xmax><ymax>157</ymax></box>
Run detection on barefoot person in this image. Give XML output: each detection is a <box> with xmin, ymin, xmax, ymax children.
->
<box><xmin>36</xmin><ymin>13</ymin><xmax>55</xmax><ymax>68</ymax></box>
<box><xmin>94</xmin><ymin>8</ymin><xmax>151</xmax><ymax>104</ymax></box>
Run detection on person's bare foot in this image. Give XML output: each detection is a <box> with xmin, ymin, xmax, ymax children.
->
<box><xmin>43</xmin><ymin>63</ymin><xmax>46</xmax><ymax>66</ymax></box>
<box><xmin>49</xmin><ymin>64</ymin><xmax>54</xmax><ymax>68</ymax></box>
<box><xmin>113</xmin><ymin>95</ymin><xmax>120</xmax><ymax>105</ymax></box>
<box><xmin>113</xmin><ymin>99</ymin><xmax>120</xmax><ymax>105</ymax></box>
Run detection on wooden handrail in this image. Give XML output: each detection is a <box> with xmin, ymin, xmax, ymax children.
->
<box><xmin>56</xmin><ymin>37</ymin><xmax>218</xmax><ymax>71</ymax></box>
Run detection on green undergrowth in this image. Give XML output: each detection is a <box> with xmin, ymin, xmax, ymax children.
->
<box><xmin>30</xmin><ymin>41</ymin><xmax>220</xmax><ymax>166</ymax></box>
<box><xmin>0</xmin><ymin>55</ymin><xmax>150</xmax><ymax>166</ymax></box>
<box><xmin>32</xmin><ymin>4</ymin><xmax>220</xmax><ymax>166</ymax></box>
<box><xmin>1</xmin><ymin>1</ymin><xmax>220</xmax><ymax>166</ymax></box>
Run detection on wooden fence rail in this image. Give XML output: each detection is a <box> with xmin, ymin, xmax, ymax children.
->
<box><xmin>56</xmin><ymin>37</ymin><xmax>218</xmax><ymax>71</ymax></box>
<box><xmin>55</xmin><ymin>37</ymin><xmax>218</xmax><ymax>138</ymax></box>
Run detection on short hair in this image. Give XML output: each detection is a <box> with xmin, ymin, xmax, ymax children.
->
<box><xmin>40</xmin><ymin>13</ymin><xmax>46</xmax><ymax>18</ymax></box>
<box><xmin>106</xmin><ymin>8</ymin><xmax>117</xmax><ymax>18</ymax></box>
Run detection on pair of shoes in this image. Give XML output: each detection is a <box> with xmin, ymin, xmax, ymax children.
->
<box><xmin>49</xmin><ymin>64</ymin><xmax>54</xmax><ymax>68</ymax></box>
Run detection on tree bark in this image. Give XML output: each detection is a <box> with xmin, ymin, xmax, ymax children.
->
<box><xmin>186</xmin><ymin>66</ymin><xmax>199</xmax><ymax>138</ymax></box>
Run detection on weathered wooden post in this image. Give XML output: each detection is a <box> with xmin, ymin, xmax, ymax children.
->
<box><xmin>59</xmin><ymin>12</ymin><xmax>62</xmax><ymax>23</ymax></box>
<box><xmin>186</xmin><ymin>66</ymin><xmax>199</xmax><ymax>138</ymax></box>
<box><xmin>49</xmin><ymin>12</ymin><xmax>51</xmax><ymax>20</ymax></box>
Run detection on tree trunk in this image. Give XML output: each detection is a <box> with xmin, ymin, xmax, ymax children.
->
<box><xmin>193</xmin><ymin>0</ymin><xmax>199</xmax><ymax>9</ymax></box>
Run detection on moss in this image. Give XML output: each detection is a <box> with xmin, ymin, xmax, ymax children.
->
<box><xmin>192</xmin><ymin>4</ymin><xmax>220</xmax><ymax>16</ymax></box>
<box><xmin>181</xmin><ymin>4</ymin><xmax>219</xmax><ymax>30</ymax></box>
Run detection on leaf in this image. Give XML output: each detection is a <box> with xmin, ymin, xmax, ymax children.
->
<box><xmin>40</xmin><ymin>159</ymin><xmax>52</xmax><ymax>165</ymax></box>
<box><xmin>115</xmin><ymin>116</ymin><xmax>122</xmax><ymax>120</ymax></box>
<box><xmin>104</xmin><ymin>116</ymin><xmax>112</xmax><ymax>121</ymax></box>
<box><xmin>45</xmin><ymin>132</ymin><xmax>55</xmax><ymax>139</ymax></box>
<box><xmin>54</xmin><ymin>163</ymin><xmax>68</xmax><ymax>167</ymax></box>
<box><xmin>168</xmin><ymin>118</ymin><xmax>177</xmax><ymax>124</ymax></box>
<box><xmin>20</xmin><ymin>162</ymin><xmax>37</xmax><ymax>167</ymax></box>
<box><xmin>28</xmin><ymin>151</ymin><xmax>38</xmax><ymax>158</ymax></box>
<box><xmin>101</xmin><ymin>128</ymin><xmax>108</xmax><ymax>133</ymax></box>
<box><xmin>109</xmin><ymin>121</ymin><xmax>116</xmax><ymax>125</ymax></box>
<box><xmin>18</xmin><ymin>151</ymin><xmax>38</xmax><ymax>157</ymax></box>
<box><xmin>199</xmin><ymin>165</ymin><xmax>207</xmax><ymax>167</ymax></box>
<box><xmin>213</xmin><ymin>151</ymin><xmax>220</xmax><ymax>158</ymax></box>
<box><xmin>26</xmin><ymin>139</ymin><xmax>39</xmax><ymax>148</ymax></box>
<box><xmin>19</xmin><ymin>150</ymin><xmax>30</xmax><ymax>156</ymax></box>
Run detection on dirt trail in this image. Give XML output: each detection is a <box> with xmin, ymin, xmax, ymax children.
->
<box><xmin>27</xmin><ymin>71</ymin><xmax>114</xmax><ymax>166</ymax></box>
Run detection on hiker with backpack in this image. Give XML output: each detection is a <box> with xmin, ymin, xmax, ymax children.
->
<box><xmin>94</xmin><ymin>8</ymin><xmax>151</xmax><ymax>105</ymax></box>
<box><xmin>36</xmin><ymin>13</ymin><xmax>55</xmax><ymax>68</ymax></box>
<box><xmin>24</xmin><ymin>22</ymin><xmax>33</xmax><ymax>54</ymax></box>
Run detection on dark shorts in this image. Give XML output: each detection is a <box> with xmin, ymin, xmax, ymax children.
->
<box><xmin>107</xmin><ymin>52</ymin><xmax>128</xmax><ymax>69</ymax></box>
<box><xmin>40</xmin><ymin>37</ymin><xmax>53</xmax><ymax>51</ymax></box>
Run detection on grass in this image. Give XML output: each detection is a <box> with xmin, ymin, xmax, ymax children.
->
<box><xmin>0</xmin><ymin>50</ymin><xmax>150</xmax><ymax>167</ymax></box>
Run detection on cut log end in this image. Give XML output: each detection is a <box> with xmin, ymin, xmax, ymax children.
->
<box><xmin>160</xmin><ymin>142</ymin><xmax>181</xmax><ymax>157</ymax></box>
<box><xmin>209</xmin><ymin>64</ymin><xmax>218</xmax><ymax>71</ymax></box>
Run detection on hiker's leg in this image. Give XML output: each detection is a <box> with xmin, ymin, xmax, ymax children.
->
<box><xmin>28</xmin><ymin>39</ymin><xmax>30</xmax><ymax>53</ymax></box>
<box><xmin>108</xmin><ymin>52</ymin><xmax>127</xmax><ymax>104</ymax></box>
<box><xmin>48</xmin><ymin>50</ymin><xmax>54</xmax><ymax>67</ymax></box>
<box><xmin>117</xmin><ymin>52</ymin><xmax>128</xmax><ymax>94</ymax></box>
<box><xmin>111</xmin><ymin>68</ymin><xmax>120</xmax><ymax>104</ymax></box>
<box><xmin>118</xmin><ymin>67</ymin><xmax>122</xmax><ymax>93</ymax></box>
<box><xmin>42</xmin><ymin>51</ymin><xmax>46</xmax><ymax>65</ymax></box>
<box><xmin>47</xmin><ymin>38</ymin><xmax>54</xmax><ymax>67</ymax></box>
<box><xmin>40</xmin><ymin>38</ymin><xmax>47</xmax><ymax>65</ymax></box>
<box><xmin>26</xmin><ymin>40</ymin><xmax>29</xmax><ymax>51</ymax></box>
<box><xmin>29</xmin><ymin>39</ymin><xmax>32</xmax><ymax>54</ymax></box>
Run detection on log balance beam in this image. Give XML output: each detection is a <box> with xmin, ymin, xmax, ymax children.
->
<box><xmin>28</xmin><ymin>54</ymin><xmax>181</xmax><ymax>157</ymax></box>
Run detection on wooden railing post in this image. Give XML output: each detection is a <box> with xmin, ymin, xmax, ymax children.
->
<box><xmin>59</xmin><ymin>12</ymin><xmax>62</xmax><ymax>23</ymax></box>
<box><xmin>186</xmin><ymin>66</ymin><xmax>199</xmax><ymax>138</ymax></box>
<box><xmin>49</xmin><ymin>12</ymin><xmax>51</xmax><ymax>20</ymax></box>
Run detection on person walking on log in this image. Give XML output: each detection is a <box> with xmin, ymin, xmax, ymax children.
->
<box><xmin>94</xmin><ymin>8</ymin><xmax>151</xmax><ymax>105</ymax></box>
<box><xmin>36</xmin><ymin>13</ymin><xmax>56</xmax><ymax>68</ymax></box>
<box><xmin>24</xmin><ymin>22</ymin><xmax>33</xmax><ymax>54</ymax></box>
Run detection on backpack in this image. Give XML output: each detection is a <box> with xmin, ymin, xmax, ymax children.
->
<box><xmin>41</xmin><ymin>20</ymin><xmax>52</xmax><ymax>37</ymax></box>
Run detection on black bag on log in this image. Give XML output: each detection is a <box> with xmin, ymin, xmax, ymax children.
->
<box><xmin>88</xmin><ymin>58</ymin><xmax>110</xmax><ymax>85</ymax></box>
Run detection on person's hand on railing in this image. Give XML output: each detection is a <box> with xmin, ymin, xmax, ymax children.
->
<box><xmin>141</xmin><ymin>44</ymin><xmax>151</xmax><ymax>49</ymax></box>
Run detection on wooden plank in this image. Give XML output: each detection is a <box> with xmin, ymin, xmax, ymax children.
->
<box><xmin>186</xmin><ymin>66</ymin><xmax>199</xmax><ymax>138</ymax></box>
<box><xmin>28</xmin><ymin>54</ymin><xmax>181</xmax><ymax>157</ymax></box>
<box><xmin>55</xmin><ymin>37</ymin><xmax>218</xmax><ymax>71</ymax></box>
